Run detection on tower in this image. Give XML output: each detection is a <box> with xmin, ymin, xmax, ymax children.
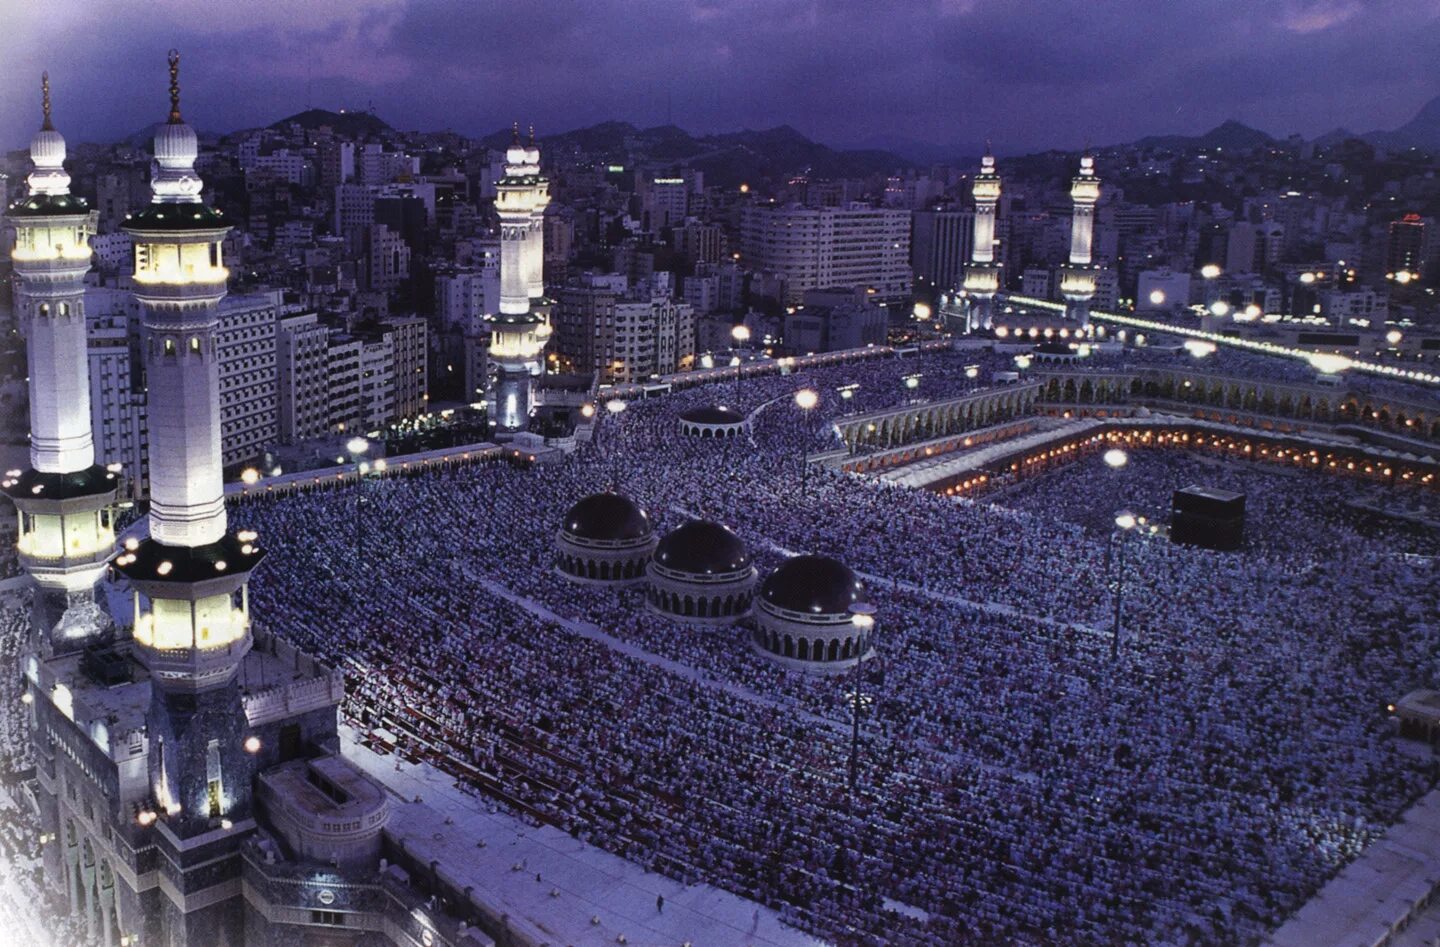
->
<box><xmin>961</xmin><ymin>147</ymin><xmax>1002</xmax><ymax>332</ymax></box>
<box><xmin>115</xmin><ymin>51</ymin><xmax>262</xmax><ymax>938</ymax></box>
<box><xmin>3</xmin><ymin>73</ymin><xmax>119</xmax><ymax>650</ymax></box>
<box><xmin>1060</xmin><ymin>153</ymin><xmax>1101</xmax><ymax>326</ymax></box>
<box><xmin>488</xmin><ymin>123</ymin><xmax>552</xmax><ymax>433</ymax></box>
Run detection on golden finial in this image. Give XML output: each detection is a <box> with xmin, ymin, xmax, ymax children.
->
<box><xmin>167</xmin><ymin>49</ymin><xmax>183</xmax><ymax>124</ymax></box>
<box><xmin>528</xmin><ymin>124</ymin><xmax>535</xmax><ymax>147</ymax></box>
<box><xmin>41</xmin><ymin>72</ymin><xmax>53</xmax><ymax>131</ymax></box>
<box><xmin>984</xmin><ymin>138</ymin><xmax>992</xmax><ymax>157</ymax></box>
<box><xmin>512</xmin><ymin>121</ymin><xmax>520</xmax><ymax>145</ymax></box>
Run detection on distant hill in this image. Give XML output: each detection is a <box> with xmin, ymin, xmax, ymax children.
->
<box><xmin>268</xmin><ymin>108</ymin><xmax>392</xmax><ymax>139</ymax></box>
<box><xmin>481</xmin><ymin>120</ymin><xmax>910</xmax><ymax>185</ymax></box>
<box><xmin>1132</xmin><ymin>120</ymin><xmax>1275</xmax><ymax>153</ymax></box>
<box><xmin>1364</xmin><ymin>95</ymin><xmax>1440</xmax><ymax>151</ymax></box>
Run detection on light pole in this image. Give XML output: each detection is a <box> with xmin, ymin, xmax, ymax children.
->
<box><xmin>731</xmin><ymin>324</ymin><xmax>750</xmax><ymax>400</ymax></box>
<box><xmin>1109</xmin><ymin>510</ymin><xmax>1137</xmax><ymax>660</ymax></box>
<box><xmin>602</xmin><ymin>398</ymin><xmax>626</xmax><ymax>486</ymax></box>
<box><xmin>347</xmin><ymin>436</ymin><xmax>369</xmax><ymax>560</ymax></box>
<box><xmin>1200</xmin><ymin>263</ymin><xmax>1221</xmax><ymax>311</ymax></box>
<box><xmin>847</xmin><ymin>603</ymin><xmax>876</xmax><ymax>796</ymax></box>
<box><xmin>794</xmin><ymin>388</ymin><xmax>818</xmax><ymax>497</ymax></box>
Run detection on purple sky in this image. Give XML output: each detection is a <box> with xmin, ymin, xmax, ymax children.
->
<box><xmin>6</xmin><ymin>0</ymin><xmax>1440</xmax><ymax>154</ymax></box>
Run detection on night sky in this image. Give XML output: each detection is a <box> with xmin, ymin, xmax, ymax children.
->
<box><xmin>5</xmin><ymin>0</ymin><xmax>1439</xmax><ymax>154</ymax></box>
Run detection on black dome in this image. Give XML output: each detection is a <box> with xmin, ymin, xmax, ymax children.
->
<box><xmin>681</xmin><ymin>405</ymin><xmax>744</xmax><ymax>425</ymax></box>
<box><xmin>654</xmin><ymin>520</ymin><xmax>750</xmax><ymax>574</ymax></box>
<box><xmin>562</xmin><ymin>492</ymin><xmax>652</xmax><ymax>541</ymax></box>
<box><xmin>761</xmin><ymin>555</ymin><xmax>863</xmax><ymax>615</ymax></box>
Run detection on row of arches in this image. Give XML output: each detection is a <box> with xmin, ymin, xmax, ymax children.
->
<box><xmin>648</xmin><ymin>586</ymin><xmax>751</xmax><ymax>620</ymax></box>
<box><xmin>555</xmin><ymin>553</ymin><xmax>646</xmax><ymax>582</ymax></box>
<box><xmin>753</xmin><ymin>627</ymin><xmax>866</xmax><ymax>663</ymax></box>
<box><xmin>65</xmin><ymin>818</ymin><xmax>124</xmax><ymax>947</ymax></box>
<box><xmin>679</xmin><ymin>422</ymin><xmax>747</xmax><ymax>439</ymax></box>
<box><xmin>1039</xmin><ymin>371</ymin><xmax>1440</xmax><ymax>442</ymax></box>
<box><xmin>842</xmin><ymin>388</ymin><xmax>1039</xmax><ymax>451</ymax></box>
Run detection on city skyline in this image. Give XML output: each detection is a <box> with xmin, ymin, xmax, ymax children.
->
<box><xmin>5</xmin><ymin>0</ymin><xmax>1440</xmax><ymax>154</ymax></box>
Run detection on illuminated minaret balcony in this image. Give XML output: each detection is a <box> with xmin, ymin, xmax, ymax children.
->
<box><xmin>3</xmin><ymin>74</ymin><xmax>118</xmax><ymax>629</ymax></box>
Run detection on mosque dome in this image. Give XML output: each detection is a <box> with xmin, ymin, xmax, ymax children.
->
<box><xmin>653</xmin><ymin>521</ymin><xmax>749</xmax><ymax>575</ymax></box>
<box><xmin>760</xmin><ymin>555</ymin><xmax>863</xmax><ymax>616</ymax></box>
<box><xmin>561</xmin><ymin>492</ymin><xmax>652</xmax><ymax>543</ymax></box>
<box><xmin>154</xmin><ymin>121</ymin><xmax>198</xmax><ymax>168</ymax></box>
<box><xmin>680</xmin><ymin>406</ymin><xmax>744</xmax><ymax>426</ymax></box>
<box><xmin>29</xmin><ymin>128</ymin><xmax>65</xmax><ymax>169</ymax></box>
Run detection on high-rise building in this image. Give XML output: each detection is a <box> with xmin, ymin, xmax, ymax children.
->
<box><xmin>596</xmin><ymin>274</ymin><xmax>695</xmax><ymax>384</ymax></box>
<box><xmin>1387</xmin><ymin>214</ymin><xmax>1426</xmax><ymax>280</ymax></box>
<box><xmin>2</xmin><ymin>72</ymin><xmax>119</xmax><ymax>643</ymax></box>
<box><xmin>554</xmin><ymin>273</ymin><xmax>626</xmax><ymax>376</ymax></box>
<box><xmin>740</xmin><ymin>203</ymin><xmax>912</xmax><ymax>304</ymax></box>
<box><xmin>911</xmin><ymin>206</ymin><xmax>974</xmax><ymax>295</ymax></box>
<box><xmin>275</xmin><ymin>311</ymin><xmax>330</xmax><ymax>443</ymax></box>
<box><xmin>216</xmin><ymin>291</ymin><xmax>280</xmax><ymax>468</ymax></box>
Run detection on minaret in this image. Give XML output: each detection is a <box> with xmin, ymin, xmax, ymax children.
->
<box><xmin>1060</xmin><ymin>153</ymin><xmax>1101</xmax><ymax>326</ymax></box>
<box><xmin>488</xmin><ymin>122</ymin><xmax>551</xmax><ymax>433</ymax></box>
<box><xmin>523</xmin><ymin>125</ymin><xmax>550</xmax><ymax>301</ymax></box>
<box><xmin>3</xmin><ymin>73</ymin><xmax>119</xmax><ymax>650</ymax></box>
<box><xmin>116</xmin><ymin>52</ymin><xmax>262</xmax><ymax>850</ymax></box>
<box><xmin>961</xmin><ymin>145</ymin><xmax>1002</xmax><ymax>332</ymax></box>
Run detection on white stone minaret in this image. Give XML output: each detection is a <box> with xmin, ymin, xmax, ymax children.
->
<box><xmin>116</xmin><ymin>51</ymin><xmax>261</xmax><ymax>845</ymax></box>
<box><xmin>961</xmin><ymin>146</ymin><xmax>1002</xmax><ymax>332</ymax></box>
<box><xmin>488</xmin><ymin>123</ymin><xmax>551</xmax><ymax>433</ymax></box>
<box><xmin>3</xmin><ymin>73</ymin><xmax>118</xmax><ymax>650</ymax></box>
<box><xmin>1060</xmin><ymin>153</ymin><xmax>1101</xmax><ymax>326</ymax></box>
<box><xmin>118</xmin><ymin>51</ymin><xmax>261</xmax><ymax>692</ymax></box>
<box><xmin>523</xmin><ymin>125</ymin><xmax>549</xmax><ymax>301</ymax></box>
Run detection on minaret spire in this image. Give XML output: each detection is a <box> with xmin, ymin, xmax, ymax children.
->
<box><xmin>41</xmin><ymin>72</ymin><xmax>53</xmax><ymax>131</ymax></box>
<box><xmin>512</xmin><ymin>121</ymin><xmax>520</xmax><ymax>145</ymax></box>
<box><xmin>529</xmin><ymin>123</ymin><xmax>535</xmax><ymax>147</ymax></box>
<box><xmin>167</xmin><ymin>48</ymin><xmax>182</xmax><ymax>124</ymax></box>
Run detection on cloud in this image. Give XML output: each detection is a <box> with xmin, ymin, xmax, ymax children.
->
<box><xmin>2</xmin><ymin>0</ymin><xmax>1439</xmax><ymax>153</ymax></box>
<box><xmin>1280</xmin><ymin>0</ymin><xmax>1362</xmax><ymax>33</ymax></box>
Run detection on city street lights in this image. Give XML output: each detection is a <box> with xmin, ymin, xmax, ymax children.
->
<box><xmin>847</xmin><ymin>603</ymin><xmax>877</xmax><ymax>796</ymax></box>
<box><xmin>1109</xmin><ymin>510</ymin><xmax>1137</xmax><ymax>660</ymax></box>
<box><xmin>1103</xmin><ymin>447</ymin><xmax>1128</xmax><ymax>469</ymax></box>
<box><xmin>347</xmin><ymin>436</ymin><xmax>369</xmax><ymax>560</ymax></box>
<box><xmin>795</xmin><ymin>388</ymin><xmax>818</xmax><ymax>497</ymax></box>
<box><xmin>731</xmin><ymin>324</ymin><xmax>750</xmax><ymax>399</ymax></box>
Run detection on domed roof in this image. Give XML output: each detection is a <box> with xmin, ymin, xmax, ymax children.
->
<box><xmin>681</xmin><ymin>405</ymin><xmax>745</xmax><ymax>425</ymax></box>
<box><xmin>761</xmin><ymin>555</ymin><xmax>863</xmax><ymax>616</ymax></box>
<box><xmin>654</xmin><ymin>520</ymin><xmax>749</xmax><ymax>575</ymax></box>
<box><xmin>562</xmin><ymin>492</ymin><xmax>651</xmax><ymax>542</ymax></box>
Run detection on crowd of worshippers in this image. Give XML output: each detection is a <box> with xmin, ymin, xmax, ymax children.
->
<box><xmin>186</xmin><ymin>347</ymin><xmax>1440</xmax><ymax>944</ymax></box>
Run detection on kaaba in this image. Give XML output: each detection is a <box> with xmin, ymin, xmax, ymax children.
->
<box><xmin>1170</xmin><ymin>485</ymin><xmax>1245</xmax><ymax>551</ymax></box>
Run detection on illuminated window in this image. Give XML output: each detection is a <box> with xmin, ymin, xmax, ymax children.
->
<box><xmin>164</xmin><ymin>339</ymin><xmax>176</xmax><ymax>355</ymax></box>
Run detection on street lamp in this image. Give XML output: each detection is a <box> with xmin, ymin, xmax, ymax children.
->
<box><xmin>1103</xmin><ymin>448</ymin><xmax>1128</xmax><ymax>469</ymax></box>
<box><xmin>795</xmin><ymin>388</ymin><xmax>819</xmax><ymax>497</ymax></box>
<box><xmin>240</xmin><ymin>467</ymin><xmax>259</xmax><ymax>487</ymax></box>
<box><xmin>347</xmin><ymin>437</ymin><xmax>369</xmax><ymax>560</ymax></box>
<box><xmin>1108</xmin><ymin>510</ymin><xmax>1137</xmax><ymax>660</ymax></box>
<box><xmin>731</xmin><ymin>325</ymin><xmax>751</xmax><ymax>399</ymax></box>
<box><xmin>847</xmin><ymin>603</ymin><xmax>877</xmax><ymax>796</ymax></box>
